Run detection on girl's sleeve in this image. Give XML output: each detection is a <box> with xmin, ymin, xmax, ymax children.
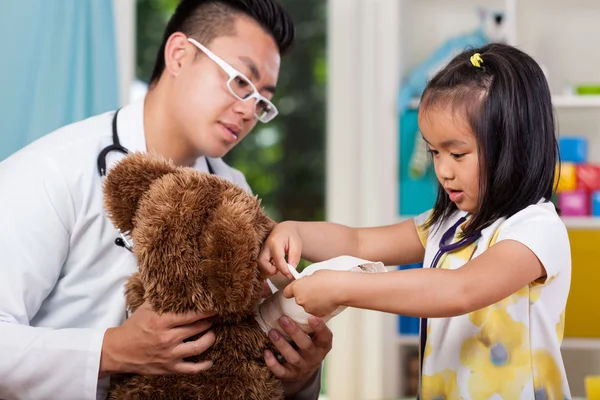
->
<box><xmin>413</xmin><ymin>209</ymin><xmax>433</xmax><ymax>248</ymax></box>
<box><xmin>495</xmin><ymin>203</ymin><xmax>570</xmax><ymax>283</ymax></box>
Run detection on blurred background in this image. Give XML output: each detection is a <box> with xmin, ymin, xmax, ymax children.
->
<box><xmin>1</xmin><ymin>1</ymin><xmax>600</xmax><ymax>399</ymax></box>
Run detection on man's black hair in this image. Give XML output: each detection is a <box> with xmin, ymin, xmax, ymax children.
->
<box><xmin>420</xmin><ymin>43</ymin><xmax>559</xmax><ymax>237</ymax></box>
<box><xmin>149</xmin><ymin>0</ymin><xmax>295</xmax><ymax>86</ymax></box>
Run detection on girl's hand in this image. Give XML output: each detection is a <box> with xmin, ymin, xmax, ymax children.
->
<box><xmin>283</xmin><ymin>270</ymin><xmax>341</xmax><ymax>317</ymax></box>
<box><xmin>259</xmin><ymin>221</ymin><xmax>302</xmax><ymax>280</ymax></box>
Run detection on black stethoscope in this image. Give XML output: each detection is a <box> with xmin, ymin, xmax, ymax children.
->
<box><xmin>97</xmin><ymin>108</ymin><xmax>216</xmax><ymax>253</ymax></box>
<box><xmin>418</xmin><ymin>215</ymin><xmax>481</xmax><ymax>372</ymax></box>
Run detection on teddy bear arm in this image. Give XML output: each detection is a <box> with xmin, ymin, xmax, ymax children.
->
<box><xmin>124</xmin><ymin>272</ymin><xmax>146</xmax><ymax>314</ymax></box>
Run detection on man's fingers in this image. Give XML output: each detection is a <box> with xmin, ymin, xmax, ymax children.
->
<box><xmin>173</xmin><ymin>330</ymin><xmax>216</xmax><ymax>359</ymax></box>
<box><xmin>163</xmin><ymin>309</ymin><xmax>217</xmax><ymax>328</ymax></box>
<box><xmin>308</xmin><ymin>317</ymin><xmax>333</xmax><ymax>351</ymax></box>
<box><xmin>264</xmin><ymin>350</ymin><xmax>291</xmax><ymax>379</ymax></box>
<box><xmin>268</xmin><ymin>328</ymin><xmax>305</xmax><ymax>369</ymax></box>
<box><xmin>278</xmin><ymin>316</ymin><xmax>313</xmax><ymax>353</ymax></box>
<box><xmin>173</xmin><ymin>319</ymin><xmax>215</xmax><ymax>342</ymax></box>
<box><xmin>173</xmin><ymin>359</ymin><xmax>214</xmax><ymax>375</ymax></box>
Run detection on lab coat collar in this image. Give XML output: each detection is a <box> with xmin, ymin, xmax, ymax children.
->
<box><xmin>115</xmin><ymin>98</ymin><xmax>147</xmax><ymax>154</ymax></box>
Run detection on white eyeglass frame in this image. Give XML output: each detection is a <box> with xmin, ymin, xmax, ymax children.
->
<box><xmin>187</xmin><ymin>37</ymin><xmax>278</xmax><ymax>123</ymax></box>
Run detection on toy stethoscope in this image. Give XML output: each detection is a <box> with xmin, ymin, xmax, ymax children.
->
<box><xmin>418</xmin><ymin>215</ymin><xmax>481</xmax><ymax>371</ymax></box>
<box><xmin>96</xmin><ymin>108</ymin><xmax>215</xmax><ymax>253</ymax></box>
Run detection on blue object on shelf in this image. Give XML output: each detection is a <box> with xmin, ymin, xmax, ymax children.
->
<box><xmin>559</xmin><ymin>136</ymin><xmax>587</xmax><ymax>163</ymax></box>
<box><xmin>398</xmin><ymin>111</ymin><xmax>437</xmax><ymax>217</ymax></box>
<box><xmin>592</xmin><ymin>191</ymin><xmax>600</xmax><ymax>216</ymax></box>
<box><xmin>397</xmin><ymin>263</ymin><xmax>423</xmax><ymax>335</ymax></box>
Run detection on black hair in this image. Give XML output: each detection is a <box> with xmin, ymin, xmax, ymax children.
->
<box><xmin>149</xmin><ymin>0</ymin><xmax>295</xmax><ymax>86</ymax></box>
<box><xmin>420</xmin><ymin>43</ymin><xmax>559</xmax><ymax>237</ymax></box>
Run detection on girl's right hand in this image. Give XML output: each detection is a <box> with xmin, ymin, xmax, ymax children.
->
<box><xmin>258</xmin><ymin>221</ymin><xmax>302</xmax><ymax>280</ymax></box>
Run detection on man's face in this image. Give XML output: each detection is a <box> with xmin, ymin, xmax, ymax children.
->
<box><xmin>170</xmin><ymin>17</ymin><xmax>281</xmax><ymax>159</ymax></box>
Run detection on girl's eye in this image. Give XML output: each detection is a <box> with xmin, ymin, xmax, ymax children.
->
<box><xmin>451</xmin><ymin>153</ymin><xmax>466</xmax><ymax>159</ymax></box>
<box><xmin>427</xmin><ymin>149</ymin><xmax>439</xmax><ymax>156</ymax></box>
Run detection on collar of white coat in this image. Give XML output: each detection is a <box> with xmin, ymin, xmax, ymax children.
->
<box><xmin>113</xmin><ymin>98</ymin><xmax>238</xmax><ymax>183</ymax></box>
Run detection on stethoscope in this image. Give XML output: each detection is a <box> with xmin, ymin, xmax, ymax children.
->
<box><xmin>418</xmin><ymin>215</ymin><xmax>481</xmax><ymax>372</ymax></box>
<box><xmin>97</xmin><ymin>108</ymin><xmax>216</xmax><ymax>253</ymax></box>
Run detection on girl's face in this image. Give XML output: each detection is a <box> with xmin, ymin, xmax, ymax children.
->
<box><xmin>418</xmin><ymin>106</ymin><xmax>480</xmax><ymax>214</ymax></box>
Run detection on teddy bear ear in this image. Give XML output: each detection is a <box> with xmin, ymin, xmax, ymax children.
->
<box><xmin>103</xmin><ymin>152</ymin><xmax>177</xmax><ymax>234</ymax></box>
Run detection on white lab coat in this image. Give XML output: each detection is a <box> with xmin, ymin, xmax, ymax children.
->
<box><xmin>0</xmin><ymin>99</ymin><xmax>254</xmax><ymax>400</ymax></box>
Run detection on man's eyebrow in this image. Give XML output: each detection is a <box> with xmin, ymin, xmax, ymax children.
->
<box><xmin>239</xmin><ymin>56</ymin><xmax>276</xmax><ymax>94</ymax></box>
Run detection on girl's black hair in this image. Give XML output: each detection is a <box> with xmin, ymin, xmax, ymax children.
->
<box><xmin>149</xmin><ymin>0</ymin><xmax>295</xmax><ymax>86</ymax></box>
<box><xmin>420</xmin><ymin>43</ymin><xmax>559</xmax><ymax>237</ymax></box>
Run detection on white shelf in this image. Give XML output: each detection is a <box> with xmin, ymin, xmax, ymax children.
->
<box><xmin>553</xmin><ymin>94</ymin><xmax>600</xmax><ymax>108</ymax></box>
<box><xmin>562</xmin><ymin>337</ymin><xmax>600</xmax><ymax>350</ymax></box>
<box><xmin>563</xmin><ymin>217</ymin><xmax>600</xmax><ymax>229</ymax></box>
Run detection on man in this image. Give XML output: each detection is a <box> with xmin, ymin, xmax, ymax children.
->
<box><xmin>0</xmin><ymin>1</ymin><xmax>332</xmax><ymax>399</ymax></box>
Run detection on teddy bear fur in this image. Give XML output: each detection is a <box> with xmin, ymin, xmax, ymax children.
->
<box><xmin>103</xmin><ymin>152</ymin><xmax>283</xmax><ymax>400</ymax></box>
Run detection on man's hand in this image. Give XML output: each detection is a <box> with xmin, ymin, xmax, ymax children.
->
<box><xmin>264</xmin><ymin>316</ymin><xmax>333</xmax><ymax>397</ymax></box>
<box><xmin>99</xmin><ymin>301</ymin><xmax>216</xmax><ymax>377</ymax></box>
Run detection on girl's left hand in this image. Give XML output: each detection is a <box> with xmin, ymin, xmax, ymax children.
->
<box><xmin>283</xmin><ymin>270</ymin><xmax>341</xmax><ymax>317</ymax></box>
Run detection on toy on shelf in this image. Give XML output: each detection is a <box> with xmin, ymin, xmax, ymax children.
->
<box><xmin>576</xmin><ymin>85</ymin><xmax>600</xmax><ymax>95</ymax></box>
<box><xmin>592</xmin><ymin>192</ymin><xmax>600</xmax><ymax>216</ymax></box>
<box><xmin>560</xmin><ymin>136</ymin><xmax>587</xmax><ymax>163</ymax></box>
<box><xmin>555</xmin><ymin>136</ymin><xmax>600</xmax><ymax>217</ymax></box>
<box><xmin>559</xmin><ymin>189</ymin><xmax>589</xmax><ymax>216</ymax></box>
<box><xmin>556</xmin><ymin>162</ymin><xmax>577</xmax><ymax>193</ymax></box>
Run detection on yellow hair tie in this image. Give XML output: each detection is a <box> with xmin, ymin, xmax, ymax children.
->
<box><xmin>470</xmin><ymin>53</ymin><xmax>483</xmax><ymax>68</ymax></box>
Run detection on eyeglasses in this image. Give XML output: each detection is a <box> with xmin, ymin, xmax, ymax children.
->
<box><xmin>187</xmin><ymin>37</ymin><xmax>278</xmax><ymax>123</ymax></box>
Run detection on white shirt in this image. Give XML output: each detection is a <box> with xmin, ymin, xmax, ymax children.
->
<box><xmin>0</xmin><ymin>99</ymin><xmax>251</xmax><ymax>400</ymax></box>
<box><xmin>414</xmin><ymin>201</ymin><xmax>572</xmax><ymax>400</ymax></box>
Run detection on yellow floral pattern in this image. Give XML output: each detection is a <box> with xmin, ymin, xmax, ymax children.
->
<box><xmin>421</xmin><ymin>369</ymin><xmax>460</xmax><ymax>400</ymax></box>
<box><xmin>414</xmin><ymin>205</ymin><xmax>571</xmax><ymax>400</ymax></box>
<box><xmin>460</xmin><ymin>308</ymin><xmax>530</xmax><ymax>399</ymax></box>
<box><xmin>556</xmin><ymin>310</ymin><xmax>566</xmax><ymax>343</ymax></box>
<box><xmin>423</xmin><ymin>325</ymin><xmax>432</xmax><ymax>361</ymax></box>
<box><xmin>532</xmin><ymin>349</ymin><xmax>564</xmax><ymax>400</ymax></box>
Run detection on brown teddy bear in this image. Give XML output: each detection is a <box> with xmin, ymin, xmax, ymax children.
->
<box><xmin>102</xmin><ymin>152</ymin><xmax>284</xmax><ymax>400</ymax></box>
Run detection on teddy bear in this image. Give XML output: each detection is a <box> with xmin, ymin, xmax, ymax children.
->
<box><xmin>102</xmin><ymin>152</ymin><xmax>284</xmax><ymax>400</ymax></box>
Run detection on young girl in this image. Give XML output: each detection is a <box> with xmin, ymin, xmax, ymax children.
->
<box><xmin>259</xmin><ymin>43</ymin><xmax>571</xmax><ymax>400</ymax></box>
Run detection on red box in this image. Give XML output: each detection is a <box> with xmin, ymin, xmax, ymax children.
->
<box><xmin>576</xmin><ymin>164</ymin><xmax>600</xmax><ymax>192</ymax></box>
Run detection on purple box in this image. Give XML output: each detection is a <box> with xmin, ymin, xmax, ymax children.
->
<box><xmin>559</xmin><ymin>190</ymin><xmax>589</xmax><ymax>216</ymax></box>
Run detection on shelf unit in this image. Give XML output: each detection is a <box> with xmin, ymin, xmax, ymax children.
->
<box><xmin>326</xmin><ymin>1</ymin><xmax>600</xmax><ymax>399</ymax></box>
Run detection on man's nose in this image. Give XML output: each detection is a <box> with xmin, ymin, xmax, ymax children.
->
<box><xmin>233</xmin><ymin>97</ymin><xmax>256</xmax><ymax>121</ymax></box>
